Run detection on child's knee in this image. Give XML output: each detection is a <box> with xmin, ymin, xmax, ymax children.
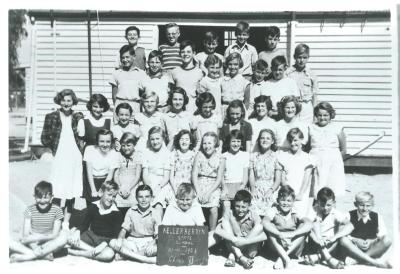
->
<box><xmin>109</xmin><ymin>239</ymin><xmax>116</xmax><ymax>249</ymax></box>
<box><xmin>99</xmin><ymin>247</ymin><xmax>115</xmax><ymax>262</ymax></box>
<box><xmin>380</xmin><ymin>236</ymin><xmax>392</xmax><ymax>248</ymax></box>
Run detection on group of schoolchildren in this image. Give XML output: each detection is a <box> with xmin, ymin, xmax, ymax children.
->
<box><xmin>9</xmin><ymin>21</ymin><xmax>392</xmax><ymax>269</ymax></box>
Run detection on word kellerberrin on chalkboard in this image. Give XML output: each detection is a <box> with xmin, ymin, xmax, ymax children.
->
<box><xmin>156</xmin><ymin>225</ymin><xmax>208</xmax><ymax>266</ymax></box>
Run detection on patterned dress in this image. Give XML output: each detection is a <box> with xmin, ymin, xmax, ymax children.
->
<box><xmin>195</xmin><ymin>152</ymin><xmax>222</xmax><ymax>208</ymax></box>
<box><xmin>250</xmin><ymin>150</ymin><xmax>280</xmax><ymax>216</ymax></box>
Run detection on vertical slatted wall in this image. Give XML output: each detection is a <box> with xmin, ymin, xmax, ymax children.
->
<box><xmin>31</xmin><ymin>19</ymin><xmax>159</xmax><ymax>144</ymax></box>
<box><xmin>294</xmin><ymin>18</ymin><xmax>392</xmax><ymax>156</ymax></box>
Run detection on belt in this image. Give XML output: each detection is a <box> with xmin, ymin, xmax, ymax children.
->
<box><xmin>199</xmin><ymin>175</ymin><xmax>217</xmax><ymax>179</ymax></box>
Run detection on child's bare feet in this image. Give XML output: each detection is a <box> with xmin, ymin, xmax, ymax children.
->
<box><xmin>344</xmin><ymin>257</ymin><xmax>358</xmax><ymax>266</ymax></box>
<box><xmin>326</xmin><ymin>256</ymin><xmax>345</xmax><ymax>269</ymax></box>
<box><xmin>273</xmin><ymin>258</ymin><xmax>284</xmax><ymax>269</ymax></box>
<box><xmin>224</xmin><ymin>253</ymin><xmax>235</xmax><ymax>267</ymax></box>
<box><xmin>374</xmin><ymin>259</ymin><xmax>392</xmax><ymax>269</ymax></box>
<box><xmin>237</xmin><ymin>255</ymin><xmax>253</xmax><ymax>269</ymax></box>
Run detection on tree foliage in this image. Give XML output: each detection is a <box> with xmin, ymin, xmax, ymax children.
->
<box><xmin>9</xmin><ymin>10</ymin><xmax>28</xmax><ymax>92</ymax></box>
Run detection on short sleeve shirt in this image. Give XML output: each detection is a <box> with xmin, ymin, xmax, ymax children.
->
<box><xmin>223</xmin><ymin>151</ymin><xmax>249</xmax><ymax>183</ymax></box>
<box><xmin>265</xmin><ymin>205</ymin><xmax>301</xmax><ymax>232</ymax></box>
<box><xmin>83</xmin><ymin>146</ymin><xmax>120</xmax><ymax>177</ymax></box>
<box><xmin>286</xmin><ymin>66</ymin><xmax>319</xmax><ymax>100</ymax></box>
<box><xmin>24</xmin><ymin>204</ymin><xmax>63</xmax><ymax>235</ymax></box>
<box><xmin>221</xmin><ymin>74</ymin><xmax>250</xmax><ymax>102</ymax></box>
<box><xmin>143</xmin><ymin>74</ymin><xmax>171</xmax><ymax>106</ymax></box>
<box><xmin>170</xmin><ymin>66</ymin><xmax>204</xmax><ymax>98</ymax></box>
<box><xmin>307</xmin><ymin>207</ymin><xmax>350</xmax><ymax>239</ymax></box>
<box><xmin>224</xmin><ymin>43</ymin><xmax>258</xmax><ymax>76</ymax></box>
<box><xmin>109</xmin><ymin>67</ymin><xmax>148</xmax><ymax>100</ymax></box>
<box><xmin>262</xmin><ymin>77</ymin><xmax>300</xmax><ymax>109</ymax></box>
<box><xmin>122</xmin><ymin>205</ymin><xmax>161</xmax><ymax>237</ymax></box>
<box><xmin>141</xmin><ymin>147</ymin><xmax>171</xmax><ymax>176</ymax></box>
<box><xmin>111</xmin><ymin>122</ymin><xmax>141</xmax><ymax>141</ymax></box>
<box><xmin>224</xmin><ymin>209</ymin><xmax>261</xmax><ymax>237</ymax></box>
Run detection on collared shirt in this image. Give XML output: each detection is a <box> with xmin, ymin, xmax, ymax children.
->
<box><xmin>109</xmin><ymin>67</ymin><xmax>148</xmax><ymax>100</ymax></box>
<box><xmin>224</xmin><ymin>209</ymin><xmax>261</xmax><ymax>237</ymax></box>
<box><xmin>162</xmin><ymin>201</ymin><xmax>205</xmax><ymax>226</ymax></box>
<box><xmin>195</xmin><ymin>51</ymin><xmax>225</xmax><ymax>75</ymax></box>
<box><xmin>163</xmin><ymin>110</ymin><xmax>193</xmax><ymax>142</ymax></box>
<box><xmin>93</xmin><ymin>200</ymin><xmax>119</xmax><ymax>215</ymax></box>
<box><xmin>286</xmin><ymin>66</ymin><xmax>319</xmax><ymax>100</ymax></box>
<box><xmin>265</xmin><ymin>205</ymin><xmax>301</xmax><ymax>232</ymax></box>
<box><xmin>111</xmin><ymin>122</ymin><xmax>141</xmax><ymax>141</ymax></box>
<box><xmin>122</xmin><ymin>205</ymin><xmax>160</xmax><ymax>237</ymax></box>
<box><xmin>307</xmin><ymin>207</ymin><xmax>349</xmax><ymax>239</ymax></box>
<box><xmin>355</xmin><ymin>210</ymin><xmax>387</xmax><ymax>237</ymax></box>
<box><xmin>224</xmin><ymin>42</ymin><xmax>258</xmax><ymax>76</ymax></box>
<box><xmin>221</xmin><ymin>74</ymin><xmax>250</xmax><ymax>102</ymax></box>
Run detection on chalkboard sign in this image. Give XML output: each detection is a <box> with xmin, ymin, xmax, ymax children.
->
<box><xmin>156</xmin><ymin>225</ymin><xmax>208</xmax><ymax>266</ymax></box>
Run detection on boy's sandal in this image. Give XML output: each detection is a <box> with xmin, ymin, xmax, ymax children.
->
<box><xmin>326</xmin><ymin>257</ymin><xmax>345</xmax><ymax>269</ymax></box>
<box><xmin>224</xmin><ymin>258</ymin><xmax>236</xmax><ymax>267</ymax></box>
<box><xmin>237</xmin><ymin>255</ymin><xmax>253</xmax><ymax>270</ymax></box>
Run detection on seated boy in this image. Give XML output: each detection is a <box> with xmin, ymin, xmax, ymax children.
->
<box><xmin>162</xmin><ymin>183</ymin><xmax>206</xmax><ymax>226</ymax></box>
<box><xmin>9</xmin><ymin>181</ymin><xmax>68</xmax><ymax>263</ymax></box>
<box><xmin>263</xmin><ymin>185</ymin><xmax>312</xmax><ymax>269</ymax></box>
<box><xmin>340</xmin><ymin>191</ymin><xmax>392</xmax><ymax>268</ymax></box>
<box><xmin>67</xmin><ymin>181</ymin><xmax>121</xmax><ymax>262</ymax></box>
<box><xmin>109</xmin><ymin>185</ymin><xmax>160</xmax><ymax>264</ymax></box>
<box><xmin>212</xmin><ymin>190</ymin><xmax>267</xmax><ymax>269</ymax></box>
<box><xmin>304</xmin><ymin>187</ymin><xmax>353</xmax><ymax>269</ymax></box>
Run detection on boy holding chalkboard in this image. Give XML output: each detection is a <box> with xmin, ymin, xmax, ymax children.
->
<box><xmin>162</xmin><ymin>183</ymin><xmax>206</xmax><ymax>226</ymax></box>
<box><xmin>109</xmin><ymin>185</ymin><xmax>160</xmax><ymax>264</ymax></box>
<box><xmin>211</xmin><ymin>190</ymin><xmax>267</xmax><ymax>269</ymax></box>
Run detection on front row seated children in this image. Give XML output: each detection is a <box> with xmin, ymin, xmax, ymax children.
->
<box><xmin>340</xmin><ymin>191</ymin><xmax>392</xmax><ymax>268</ymax></box>
<box><xmin>9</xmin><ymin>181</ymin><xmax>68</xmax><ymax>263</ymax></box>
<box><xmin>211</xmin><ymin>190</ymin><xmax>267</xmax><ymax>269</ymax></box>
<box><xmin>221</xmin><ymin>130</ymin><xmax>249</xmax><ymax>215</ymax></box>
<box><xmin>68</xmin><ymin>181</ymin><xmax>121</xmax><ymax>262</ymax></box>
<box><xmin>162</xmin><ymin>183</ymin><xmax>206</xmax><ymax>226</ymax></box>
<box><xmin>192</xmin><ymin>132</ymin><xmax>224</xmax><ymax>231</ymax></box>
<box><xmin>113</xmin><ymin>132</ymin><xmax>142</xmax><ymax>218</ymax></box>
<box><xmin>111</xmin><ymin>103</ymin><xmax>141</xmax><ymax>151</ymax></box>
<box><xmin>263</xmin><ymin>185</ymin><xmax>313</xmax><ymax>269</ymax></box>
<box><xmin>109</xmin><ymin>185</ymin><xmax>160</xmax><ymax>264</ymax></box>
<box><xmin>304</xmin><ymin>187</ymin><xmax>352</xmax><ymax>269</ymax></box>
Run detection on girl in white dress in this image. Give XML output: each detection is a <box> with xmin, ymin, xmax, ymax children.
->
<box><xmin>309</xmin><ymin>102</ymin><xmax>346</xmax><ymax>196</ymax></box>
<box><xmin>277</xmin><ymin>128</ymin><xmax>317</xmax><ymax>218</ymax></box>
<box><xmin>41</xmin><ymin>89</ymin><xmax>84</xmax><ymax>227</ymax></box>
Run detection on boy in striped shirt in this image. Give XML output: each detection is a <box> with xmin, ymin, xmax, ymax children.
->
<box><xmin>9</xmin><ymin>181</ymin><xmax>68</xmax><ymax>262</ymax></box>
<box><xmin>159</xmin><ymin>23</ymin><xmax>182</xmax><ymax>72</ymax></box>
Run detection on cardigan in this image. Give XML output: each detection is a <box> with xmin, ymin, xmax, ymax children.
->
<box><xmin>41</xmin><ymin>110</ymin><xmax>84</xmax><ymax>155</ymax></box>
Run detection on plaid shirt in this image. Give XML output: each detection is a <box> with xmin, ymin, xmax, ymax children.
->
<box><xmin>41</xmin><ymin>110</ymin><xmax>84</xmax><ymax>155</ymax></box>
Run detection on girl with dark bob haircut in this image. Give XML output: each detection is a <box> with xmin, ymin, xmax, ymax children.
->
<box><xmin>173</xmin><ymin>129</ymin><xmax>196</xmax><ymax>151</ymax></box>
<box><xmin>86</xmin><ymin>94</ymin><xmax>110</xmax><ymax>112</ymax></box>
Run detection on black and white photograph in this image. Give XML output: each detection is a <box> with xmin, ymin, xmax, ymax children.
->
<box><xmin>6</xmin><ymin>0</ymin><xmax>399</xmax><ymax>272</ymax></box>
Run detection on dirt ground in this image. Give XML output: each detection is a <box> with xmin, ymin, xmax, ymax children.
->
<box><xmin>8</xmin><ymin>160</ymin><xmax>396</xmax><ymax>272</ymax></box>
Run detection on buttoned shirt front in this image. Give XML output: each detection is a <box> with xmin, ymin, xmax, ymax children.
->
<box><xmin>122</xmin><ymin>205</ymin><xmax>160</xmax><ymax>237</ymax></box>
<box><xmin>224</xmin><ymin>42</ymin><xmax>258</xmax><ymax>76</ymax></box>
